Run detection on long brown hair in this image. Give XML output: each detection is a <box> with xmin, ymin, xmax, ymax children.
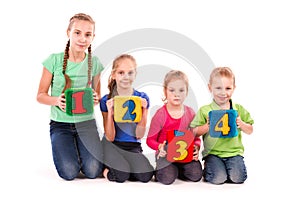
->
<box><xmin>62</xmin><ymin>13</ymin><xmax>95</xmax><ymax>92</ymax></box>
<box><xmin>107</xmin><ymin>54</ymin><xmax>137</xmax><ymax>99</ymax></box>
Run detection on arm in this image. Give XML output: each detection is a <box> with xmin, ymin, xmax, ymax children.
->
<box><xmin>92</xmin><ymin>73</ymin><xmax>101</xmax><ymax>105</ymax></box>
<box><xmin>146</xmin><ymin>109</ymin><xmax>164</xmax><ymax>151</ymax></box>
<box><xmin>135</xmin><ymin>98</ymin><xmax>148</xmax><ymax>139</ymax></box>
<box><xmin>236</xmin><ymin>116</ymin><xmax>253</xmax><ymax>135</ymax></box>
<box><xmin>36</xmin><ymin>67</ymin><xmax>66</xmax><ymax>110</ymax></box>
<box><xmin>102</xmin><ymin>98</ymin><xmax>116</xmax><ymax>141</ymax></box>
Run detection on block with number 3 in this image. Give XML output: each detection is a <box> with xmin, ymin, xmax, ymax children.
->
<box><xmin>166</xmin><ymin>130</ymin><xmax>194</xmax><ymax>163</ymax></box>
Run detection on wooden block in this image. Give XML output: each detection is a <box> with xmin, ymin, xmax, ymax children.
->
<box><xmin>209</xmin><ymin>110</ymin><xmax>238</xmax><ymax>138</ymax></box>
<box><xmin>166</xmin><ymin>130</ymin><xmax>194</xmax><ymax>163</ymax></box>
<box><xmin>65</xmin><ymin>88</ymin><xmax>94</xmax><ymax>116</ymax></box>
<box><xmin>113</xmin><ymin>96</ymin><xmax>142</xmax><ymax>123</ymax></box>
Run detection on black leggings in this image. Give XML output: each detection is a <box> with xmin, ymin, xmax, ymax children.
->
<box><xmin>102</xmin><ymin>137</ymin><xmax>154</xmax><ymax>183</ymax></box>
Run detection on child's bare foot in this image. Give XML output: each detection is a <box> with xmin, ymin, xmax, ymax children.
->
<box><xmin>103</xmin><ymin>168</ymin><xmax>109</xmax><ymax>179</ymax></box>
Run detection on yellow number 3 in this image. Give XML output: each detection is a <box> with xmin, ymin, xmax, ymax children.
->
<box><xmin>173</xmin><ymin>140</ymin><xmax>188</xmax><ymax>161</ymax></box>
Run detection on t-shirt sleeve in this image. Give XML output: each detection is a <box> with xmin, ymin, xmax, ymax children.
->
<box><xmin>42</xmin><ymin>53</ymin><xmax>56</xmax><ymax>74</ymax></box>
<box><xmin>100</xmin><ymin>95</ymin><xmax>108</xmax><ymax>112</ymax></box>
<box><xmin>139</xmin><ymin>92</ymin><xmax>150</xmax><ymax>109</ymax></box>
<box><xmin>237</xmin><ymin>104</ymin><xmax>254</xmax><ymax>125</ymax></box>
<box><xmin>190</xmin><ymin>107</ymin><xmax>207</xmax><ymax>127</ymax></box>
<box><xmin>92</xmin><ymin>56</ymin><xmax>104</xmax><ymax>76</ymax></box>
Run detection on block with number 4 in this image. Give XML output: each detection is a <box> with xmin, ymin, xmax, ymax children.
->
<box><xmin>209</xmin><ymin>110</ymin><xmax>238</xmax><ymax>138</ymax></box>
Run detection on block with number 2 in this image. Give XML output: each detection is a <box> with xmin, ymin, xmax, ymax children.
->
<box><xmin>113</xmin><ymin>96</ymin><xmax>142</xmax><ymax>123</ymax></box>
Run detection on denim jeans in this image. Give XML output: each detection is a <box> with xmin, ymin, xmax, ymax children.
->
<box><xmin>50</xmin><ymin>119</ymin><xmax>103</xmax><ymax>180</ymax></box>
<box><xmin>203</xmin><ymin>154</ymin><xmax>247</xmax><ymax>184</ymax></box>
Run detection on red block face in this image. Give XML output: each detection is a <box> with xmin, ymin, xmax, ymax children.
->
<box><xmin>166</xmin><ymin>130</ymin><xmax>194</xmax><ymax>163</ymax></box>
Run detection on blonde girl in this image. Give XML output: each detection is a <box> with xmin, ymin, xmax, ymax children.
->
<box><xmin>100</xmin><ymin>54</ymin><xmax>154</xmax><ymax>183</ymax></box>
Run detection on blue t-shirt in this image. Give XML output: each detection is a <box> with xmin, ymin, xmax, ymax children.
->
<box><xmin>100</xmin><ymin>90</ymin><xmax>150</xmax><ymax>143</ymax></box>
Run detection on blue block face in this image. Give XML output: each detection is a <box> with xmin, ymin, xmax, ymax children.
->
<box><xmin>208</xmin><ymin>110</ymin><xmax>238</xmax><ymax>138</ymax></box>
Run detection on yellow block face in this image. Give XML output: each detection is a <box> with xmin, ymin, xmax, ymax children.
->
<box><xmin>114</xmin><ymin>96</ymin><xmax>142</xmax><ymax>123</ymax></box>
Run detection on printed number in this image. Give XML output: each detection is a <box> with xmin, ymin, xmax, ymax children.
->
<box><xmin>122</xmin><ymin>100</ymin><xmax>136</xmax><ymax>121</ymax></box>
<box><xmin>173</xmin><ymin>140</ymin><xmax>188</xmax><ymax>161</ymax></box>
<box><xmin>214</xmin><ymin>113</ymin><xmax>230</xmax><ymax>135</ymax></box>
<box><xmin>72</xmin><ymin>91</ymin><xmax>87</xmax><ymax>114</ymax></box>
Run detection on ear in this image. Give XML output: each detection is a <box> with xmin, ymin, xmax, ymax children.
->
<box><xmin>66</xmin><ymin>29</ymin><xmax>70</xmax><ymax>38</ymax></box>
<box><xmin>208</xmin><ymin>84</ymin><xmax>212</xmax><ymax>92</ymax></box>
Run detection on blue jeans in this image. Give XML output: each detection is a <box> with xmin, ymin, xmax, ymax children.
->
<box><xmin>50</xmin><ymin>119</ymin><xmax>103</xmax><ymax>180</ymax></box>
<box><xmin>203</xmin><ymin>154</ymin><xmax>247</xmax><ymax>184</ymax></box>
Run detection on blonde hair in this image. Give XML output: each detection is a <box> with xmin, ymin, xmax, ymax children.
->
<box><xmin>209</xmin><ymin>67</ymin><xmax>235</xmax><ymax>86</ymax></box>
<box><xmin>163</xmin><ymin>70</ymin><xmax>189</xmax><ymax>101</ymax></box>
<box><xmin>62</xmin><ymin>13</ymin><xmax>95</xmax><ymax>92</ymax></box>
<box><xmin>107</xmin><ymin>54</ymin><xmax>137</xmax><ymax>99</ymax></box>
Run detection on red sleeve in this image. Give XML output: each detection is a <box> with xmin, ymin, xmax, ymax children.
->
<box><xmin>146</xmin><ymin>107</ymin><xmax>165</xmax><ymax>150</ymax></box>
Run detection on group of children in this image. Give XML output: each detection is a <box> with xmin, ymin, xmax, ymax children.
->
<box><xmin>37</xmin><ymin>13</ymin><xmax>254</xmax><ymax>185</ymax></box>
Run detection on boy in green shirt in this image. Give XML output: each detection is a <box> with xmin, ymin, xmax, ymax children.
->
<box><xmin>191</xmin><ymin>67</ymin><xmax>254</xmax><ymax>184</ymax></box>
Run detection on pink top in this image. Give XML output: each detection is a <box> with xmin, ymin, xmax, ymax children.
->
<box><xmin>146</xmin><ymin>104</ymin><xmax>201</xmax><ymax>152</ymax></box>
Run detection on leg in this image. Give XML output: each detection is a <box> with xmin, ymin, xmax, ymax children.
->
<box><xmin>50</xmin><ymin>121</ymin><xmax>80</xmax><ymax>180</ymax></box>
<box><xmin>203</xmin><ymin>154</ymin><xmax>227</xmax><ymax>184</ymax></box>
<box><xmin>102</xmin><ymin>137</ymin><xmax>130</xmax><ymax>183</ymax></box>
<box><xmin>224</xmin><ymin>155</ymin><xmax>247</xmax><ymax>183</ymax></box>
<box><xmin>155</xmin><ymin>158</ymin><xmax>178</xmax><ymax>185</ymax></box>
<box><xmin>178</xmin><ymin>160</ymin><xmax>203</xmax><ymax>182</ymax></box>
<box><xmin>76</xmin><ymin>120</ymin><xmax>103</xmax><ymax>179</ymax></box>
<box><xmin>126</xmin><ymin>152</ymin><xmax>154</xmax><ymax>183</ymax></box>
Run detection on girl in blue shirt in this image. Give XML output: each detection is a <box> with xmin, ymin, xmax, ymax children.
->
<box><xmin>100</xmin><ymin>54</ymin><xmax>154</xmax><ymax>183</ymax></box>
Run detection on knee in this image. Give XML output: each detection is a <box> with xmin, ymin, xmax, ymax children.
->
<box><xmin>57</xmin><ymin>164</ymin><xmax>80</xmax><ymax>181</ymax></box>
<box><xmin>83</xmin><ymin>160</ymin><xmax>103</xmax><ymax>179</ymax></box>
<box><xmin>156</xmin><ymin>169</ymin><xmax>178</xmax><ymax>185</ymax></box>
<box><xmin>204</xmin><ymin>170</ymin><xmax>227</xmax><ymax>185</ymax></box>
<box><xmin>228</xmin><ymin>170</ymin><xmax>247</xmax><ymax>184</ymax></box>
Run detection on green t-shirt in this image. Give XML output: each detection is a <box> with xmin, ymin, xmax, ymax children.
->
<box><xmin>42</xmin><ymin>52</ymin><xmax>104</xmax><ymax>123</ymax></box>
<box><xmin>190</xmin><ymin>100</ymin><xmax>254</xmax><ymax>158</ymax></box>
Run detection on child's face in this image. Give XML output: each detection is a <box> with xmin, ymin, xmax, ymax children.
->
<box><xmin>67</xmin><ymin>20</ymin><xmax>95</xmax><ymax>52</ymax></box>
<box><xmin>165</xmin><ymin>79</ymin><xmax>187</xmax><ymax>106</ymax></box>
<box><xmin>209</xmin><ymin>76</ymin><xmax>235</xmax><ymax>107</ymax></box>
<box><xmin>112</xmin><ymin>58</ymin><xmax>136</xmax><ymax>90</ymax></box>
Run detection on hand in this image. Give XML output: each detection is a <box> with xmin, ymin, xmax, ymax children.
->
<box><xmin>193</xmin><ymin>145</ymin><xmax>200</xmax><ymax>161</ymax></box>
<box><xmin>106</xmin><ymin>98</ymin><xmax>114</xmax><ymax>115</ymax></box>
<box><xmin>141</xmin><ymin>98</ymin><xmax>148</xmax><ymax>109</ymax></box>
<box><xmin>57</xmin><ymin>93</ymin><xmax>66</xmax><ymax>112</ymax></box>
<box><xmin>93</xmin><ymin>90</ymin><xmax>100</xmax><ymax>105</ymax></box>
<box><xmin>236</xmin><ymin>115</ymin><xmax>244</xmax><ymax>129</ymax></box>
<box><xmin>157</xmin><ymin>141</ymin><xmax>167</xmax><ymax>159</ymax></box>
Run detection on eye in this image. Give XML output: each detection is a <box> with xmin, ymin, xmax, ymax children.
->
<box><xmin>180</xmin><ymin>89</ymin><xmax>185</xmax><ymax>93</ymax></box>
<box><xmin>86</xmin><ymin>33</ymin><xmax>92</xmax><ymax>37</ymax></box>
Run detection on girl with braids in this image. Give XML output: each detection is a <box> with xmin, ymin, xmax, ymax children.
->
<box><xmin>99</xmin><ymin>54</ymin><xmax>154</xmax><ymax>183</ymax></box>
<box><xmin>37</xmin><ymin>13</ymin><xmax>104</xmax><ymax>180</ymax></box>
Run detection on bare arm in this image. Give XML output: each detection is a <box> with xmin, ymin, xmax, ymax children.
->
<box><xmin>102</xmin><ymin>98</ymin><xmax>116</xmax><ymax>141</ymax></box>
<box><xmin>135</xmin><ymin>98</ymin><xmax>148</xmax><ymax>139</ymax></box>
<box><xmin>236</xmin><ymin>116</ymin><xmax>253</xmax><ymax>135</ymax></box>
<box><xmin>36</xmin><ymin>67</ymin><xmax>59</xmax><ymax>106</ymax></box>
<box><xmin>92</xmin><ymin>73</ymin><xmax>101</xmax><ymax>105</ymax></box>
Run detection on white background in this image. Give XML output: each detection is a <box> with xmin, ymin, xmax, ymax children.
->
<box><xmin>1</xmin><ymin>0</ymin><xmax>299</xmax><ymax>199</ymax></box>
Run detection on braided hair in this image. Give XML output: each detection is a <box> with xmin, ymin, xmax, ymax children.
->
<box><xmin>62</xmin><ymin>13</ymin><xmax>95</xmax><ymax>92</ymax></box>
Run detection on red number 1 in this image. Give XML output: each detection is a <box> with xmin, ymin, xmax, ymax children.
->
<box><xmin>72</xmin><ymin>91</ymin><xmax>87</xmax><ymax>114</ymax></box>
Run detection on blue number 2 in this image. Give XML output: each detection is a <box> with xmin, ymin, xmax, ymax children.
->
<box><xmin>122</xmin><ymin>100</ymin><xmax>136</xmax><ymax>121</ymax></box>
